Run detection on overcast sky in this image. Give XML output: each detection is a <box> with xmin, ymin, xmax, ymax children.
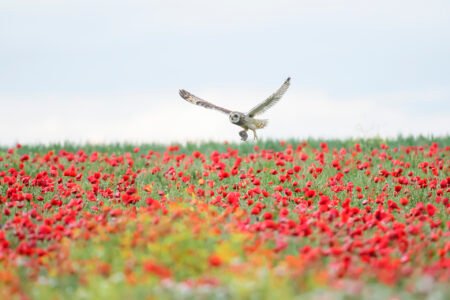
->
<box><xmin>1</xmin><ymin>0</ymin><xmax>449</xmax><ymax>145</ymax></box>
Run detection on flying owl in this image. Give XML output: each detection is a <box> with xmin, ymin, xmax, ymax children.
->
<box><xmin>179</xmin><ymin>77</ymin><xmax>290</xmax><ymax>141</ymax></box>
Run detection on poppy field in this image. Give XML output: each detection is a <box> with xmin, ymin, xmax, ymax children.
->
<box><xmin>0</xmin><ymin>137</ymin><xmax>449</xmax><ymax>299</ymax></box>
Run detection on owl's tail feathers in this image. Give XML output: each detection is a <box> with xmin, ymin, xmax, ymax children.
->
<box><xmin>255</xmin><ymin>119</ymin><xmax>268</xmax><ymax>129</ymax></box>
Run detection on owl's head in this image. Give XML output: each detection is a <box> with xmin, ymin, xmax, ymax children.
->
<box><xmin>229</xmin><ymin>112</ymin><xmax>241</xmax><ymax>124</ymax></box>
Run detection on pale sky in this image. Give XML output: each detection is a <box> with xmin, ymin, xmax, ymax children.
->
<box><xmin>1</xmin><ymin>0</ymin><xmax>449</xmax><ymax>145</ymax></box>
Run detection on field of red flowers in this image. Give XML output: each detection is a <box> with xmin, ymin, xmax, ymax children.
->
<box><xmin>0</xmin><ymin>138</ymin><xmax>449</xmax><ymax>299</ymax></box>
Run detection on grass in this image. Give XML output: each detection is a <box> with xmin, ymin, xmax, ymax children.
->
<box><xmin>0</xmin><ymin>136</ymin><xmax>449</xmax><ymax>299</ymax></box>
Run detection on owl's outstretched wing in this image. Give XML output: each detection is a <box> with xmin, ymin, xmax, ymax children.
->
<box><xmin>247</xmin><ymin>77</ymin><xmax>290</xmax><ymax>117</ymax></box>
<box><xmin>179</xmin><ymin>89</ymin><xmax>232</xmax><ymax>115</ymax></box>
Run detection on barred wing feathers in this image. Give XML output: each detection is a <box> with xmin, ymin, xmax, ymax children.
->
<box><xmin>247</xmin><ymin>77</ymin><xmax>290</xmax><ymax>117</ymax></box>
<box><xmin>179</xmin><ymin>89</ymin><xmax>232</xmax><ymax>115</ymax></box>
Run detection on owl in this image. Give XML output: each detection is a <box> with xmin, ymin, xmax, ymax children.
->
<box><xmin>179</xmin><ymin>77</ymin><xmax>290</xmax><ymax>141</ymax></box>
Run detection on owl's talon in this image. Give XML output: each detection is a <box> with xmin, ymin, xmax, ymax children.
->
<box><xmin>252</xmin><ymin>130</ymin><xmax>258</xmax><ymax>141</ymax></box>
<box><xmin>239</xmin><ymin>130</ymin><xmax>248</xmax><ymax>141</ymax></box>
